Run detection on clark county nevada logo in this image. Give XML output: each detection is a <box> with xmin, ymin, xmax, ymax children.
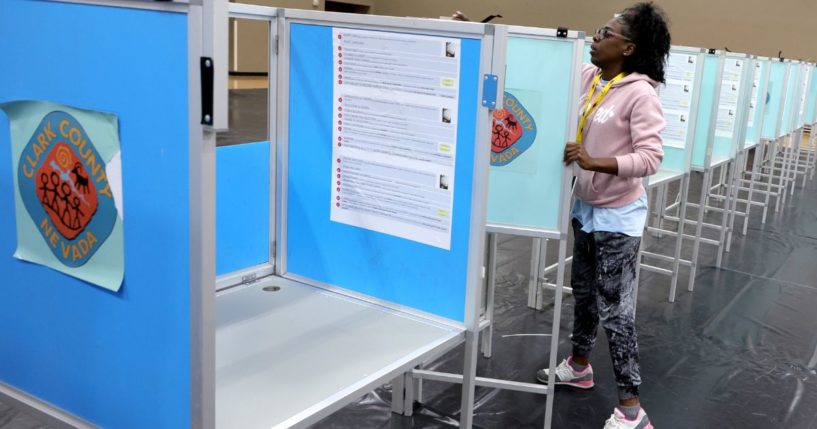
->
<box><xmin>491</xmin><ymin>91</ymin><xmax>537</xmax><ymax>166</ymax></box>
<box><xmin>18</xmin><ymin>111</ymin><xmax>117</xmax><ymax>267</ymax></box>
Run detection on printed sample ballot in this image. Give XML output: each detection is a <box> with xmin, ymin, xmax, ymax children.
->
<box><xmin>330</xmin><ymin>28</ymin><xmax>460</xmax><ymax>250</ymax></box>
<box><xmin>716</xmin><ymin>59</ymin><xmax>743</xmax><ymax>138</ymax></box>
<box><xmin>658</xmin><ymin>52</ymin><xmax>697</xmax><ymax>148</ymax></box>
<box><xmin>747</xmin><ymin>62</ymin><xmax>761</xmax><ymax>128</ymax></box>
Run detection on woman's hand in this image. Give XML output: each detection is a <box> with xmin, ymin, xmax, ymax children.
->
<box><xmin>564</xmin><ymin>142</ymin><xmax>620</xmax><ymax>175</ymax></box>
<box><xmin>452</xmin><ymin>11</ymin><xmax>471</xmax><ymax>21</ymax></box>
<box><xmin>564</xmin><ymin>142</ymin><xmax>596</xmax><ymax>170</ymax></box>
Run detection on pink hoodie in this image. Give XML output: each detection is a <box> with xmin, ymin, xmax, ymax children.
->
<box><xmin>574</xmin><ymin>64</ymin><xmax>665</xmax><ymax>207</ymax></box>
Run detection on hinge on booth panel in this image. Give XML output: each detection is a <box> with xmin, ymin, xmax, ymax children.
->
<box><xmin>200</xmin><ymin>57</ymin><xmax>214</xmax><ymax>126</ymax></box>
<box><xmin>481</xmin><ymin>74</ymin><xmax>498</xmax><ymax>109</ymax></box>
<box><xmin>241</xmin><ymin>272</ymin><xmax>259</xmax><ymax>285</ymax></box>
<box><xmin>273</xmin><ymin>35</ymin><xmax>279</xmax><ymax>55</ymax></box>
<box><xmin>556</xmin><ymin>27</ymin><xmax>568</xmax><ymax>38</ymax></box>
<box><xmin>708</xmin><ymin>48</ymin><xmax>716</xmax><ymax>55</ymax></box>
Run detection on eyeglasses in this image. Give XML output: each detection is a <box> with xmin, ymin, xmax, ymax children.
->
<box><xmin>595</xmin><ymin>27</ymin><xmax>631</xmax><ymax>41</ymax></box>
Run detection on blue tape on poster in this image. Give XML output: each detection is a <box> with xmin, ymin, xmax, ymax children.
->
<box><xmin>286</xmin><ymin>23</ymin><xmax>482</xmax><ymax>322</ymax></box>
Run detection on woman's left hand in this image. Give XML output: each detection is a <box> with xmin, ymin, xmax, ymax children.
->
<box><xmin>564</xmin><ymin>142</ymin><xmax>597</xmax><ymax>170</ymax></box>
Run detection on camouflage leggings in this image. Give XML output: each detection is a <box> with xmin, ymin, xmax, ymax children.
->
<box><xmin>570</xmin><ymin>218</ymin><xmax>642</xmax><ymax>401</ymax></box>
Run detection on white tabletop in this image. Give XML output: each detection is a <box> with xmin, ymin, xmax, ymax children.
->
<box><xmin>647</xmin><ymin>168</ymin><xmax>685</xmax><ymax>188</ymax></box>
<box><xmin>710</xmin><ymin>154</ymin><xmax>733</xmax><ymax>168</ymax></box>
<box><xmin>216</xmin><ymin>278</ymin><xmax>463</xmax><ymax>428</ymax></box>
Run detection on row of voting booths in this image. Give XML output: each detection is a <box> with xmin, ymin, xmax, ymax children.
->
<box><xmin>0</xmin><ymin>1</ymin><xmax>575</xmax><ymax>428</ymax></box>
<box><xmin>2</xmin><ymin>1</ymin><xmax>817</xmax><ymax>429</ymax></box>
<box><xmin>525</xmin><ymin>41</ymin><xmax>817</xmax><ymax>306</ymax></box>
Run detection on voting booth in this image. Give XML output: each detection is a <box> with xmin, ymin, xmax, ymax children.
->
<box><xmin>757</xmin><ymin>59</ymin><xmax>797</xmax><ymax>215</ymax></box>
<box><xmin>661</xmin><ymin>50</ymin><xmax>747</xmax><ymax>289</ymax></box>
<box><xmin>0</xmin><ymin>1</ymin><xmax>520</xmax><ymax>428</ymax></box>
<box><xmin>638</xmin><ymin>46</ymin><xmax>706</xmax><ymax>301</ymax></box>
<box><xmin>730</xmin><ymin>57</ymin><xmax>771</xmax><ymax>233</ymax></box>
<box><xmin>476</xmin><ymin>24</ymin><xmax>584</xmax><ymax>428</ymax></box>
<box><xmin>723</xmin><ymin>56</ymin><xmax>771</xmax><ymax>238</ymax></box>
<box><xmin>483</xmin><ymin>24</ymin><xmax>583</xmax><ymax>316</ymax></box>
<box><xmin>781</xmin><ymin>62</ymin><xmax>814</xmax><ymax>190</ymax></box>
<box><xmin>702</xmin><ymin>51</ymin><xmax>753</xmax><ymax>257</ymax></box>
<box><xmin>216</xmin><ymin>7</ymin><xmax>510</xmax><ymax>429</ymax></box>
<box><xmin>803</xmin><ymin>64</ymin><xmax>817</xmax><ymax>181</ymax></box>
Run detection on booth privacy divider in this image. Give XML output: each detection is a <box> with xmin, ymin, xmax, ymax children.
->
<box><xmin>0</xmin><ymin>0</ymin><xmax>220</xmax><ymax>427</ymax></box>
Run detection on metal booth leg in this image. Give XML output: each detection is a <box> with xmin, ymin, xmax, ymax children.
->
<box><xmin>689</xmin><ymin>168</ymin><xmax>713</xmax><ymax>292</ymax></box>
<box><xmin>668</xmin><ymin>174</ymin><xmax>690</xmax><ymax>302</ymax></box>
<box><xmin>481</xmin><ymin>233</ymin><xmax>498</xmax><ymax>358</ymax></box>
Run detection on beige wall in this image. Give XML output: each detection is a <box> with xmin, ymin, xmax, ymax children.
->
<box><xmin>230</xmin><ymin>0</ymin><xmax>324</xmax><ymax>72</ymax></box>
<box><xmin>373</xmin><ymin>0</ymin><xmax>816</xmax><ymax>61</ymax></box>
<box><xmin>230</xmin><ymin>0</ymin><xmax>816</xmax><ymax>72</ymax></box>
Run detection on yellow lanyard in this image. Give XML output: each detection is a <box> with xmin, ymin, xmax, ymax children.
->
<box><xmin>576</xmin><ymin>72</ymin><xmax>625</xmax><ymax>144</ymax></box>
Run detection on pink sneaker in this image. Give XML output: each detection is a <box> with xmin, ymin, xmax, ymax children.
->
<box><xmin>535</xmin><ymin>356</ymin><xmax>594</xmax><ymax>389</ymax></box>
<box><xmin>603</xmin><ymin>407</ymin><xmax>653</xmax><ymax>429</ymax></box>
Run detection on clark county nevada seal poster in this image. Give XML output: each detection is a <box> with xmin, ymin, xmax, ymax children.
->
<box><xmin>2</xmin><ymin>100</ymin><xmax>124</xmax><ymax>292</ymax></box>
<box><xmin>491</xmin><ymin>91</ymin><xmax>537</xmax><ymax>166</ymax></box>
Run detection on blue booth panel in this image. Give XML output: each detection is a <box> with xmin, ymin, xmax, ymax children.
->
<box><xmin>285</xmin><ymin>24</ymin><xmax>484</xmax><ymax>323</ymax></box>
<box><xmin>486</xmin><ymin>35</ymin><xmax>575</xmax><ymax>233</ymax></box>
<box><xmin>804</xmin><ymin>65</ymin><xmax>817</xmax><ymax>126</ymax></box>
<box><xmin>216</xmin><ymin>141</ymin><xmax>271</xmax><ymax>276</ymax></box>
<box><xmin>0</xmin><ymin>2</ymin><xmax>192</xmax><ymax>428</ymax></box>
<box><xmin>691</xmin><ymin>55</ymin><xmax>720</xmax><ymax>169</ymax></box>
<box><xmin>762</xmin><ymin>62</ymin><xmax>788</xmax><ymax>139</ymax></box>
<box><xmin>781</xmin><ymin>64</ymin><xmax>799</xmax><ymax>134</ymax></box>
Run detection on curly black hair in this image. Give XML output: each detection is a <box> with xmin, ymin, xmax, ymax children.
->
<box><xmin>617</xmin><ymin>2</ymin><xmax>671</xmax><ymax>84</ymax></box>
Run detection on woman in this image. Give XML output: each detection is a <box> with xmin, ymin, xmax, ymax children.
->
<box><xmin>550</xmin><ymin>4</ymin><xmax>668</xmax><ymax>429</ymax></box>
<box><xmin>456</xmin><ymin>3</ymin><xmax>670</xmax><ymax>428</ymax></box>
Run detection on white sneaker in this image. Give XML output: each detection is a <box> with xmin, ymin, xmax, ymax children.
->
<box><xmin>535</xmin><ymin>356</ymin><xmax>594</xmax><ymax>389</ymax></box>
<box><xmin>603</xmin><ymin>407</ymin><xmax>653</xmax><ymax>429</ymax></box>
